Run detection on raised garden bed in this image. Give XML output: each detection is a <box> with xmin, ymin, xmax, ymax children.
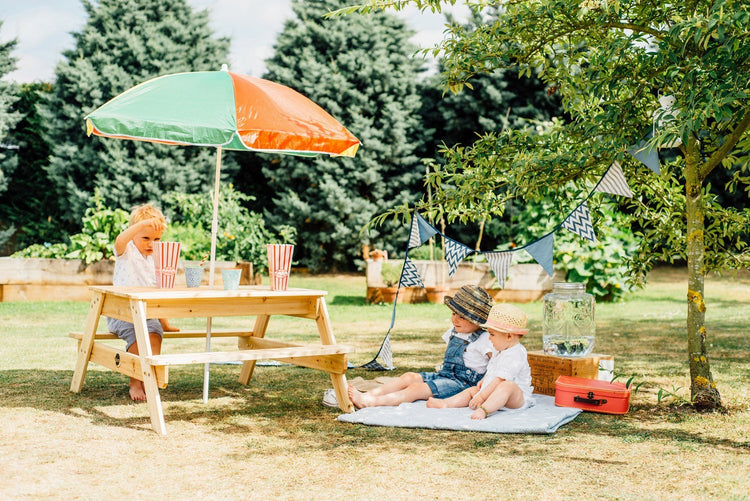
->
<box><xmin>0</xmin><ymin>257</ymin><xmax>253</xmax><ymax>302</ymax></box>
<box><xmin>365</xmin><ymin>260</ymin><xmax>562</xmax><ymax>303</ymax></box>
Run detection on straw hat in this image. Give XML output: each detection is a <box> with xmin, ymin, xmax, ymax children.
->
<box><xmin>480</xmin><ymin>303</ymin><xmax>529</xmax><ymax>335</ymax></box>
<box><xmin>443</xmin><ymin>285</ymin><xmax>493</xmax><ymax>325</ymax></box>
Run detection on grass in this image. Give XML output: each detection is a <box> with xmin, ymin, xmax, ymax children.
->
<box><xmin>0</xmin><ymin>268</ymin><xmax>748</xmax><ymax>500</ymax></box>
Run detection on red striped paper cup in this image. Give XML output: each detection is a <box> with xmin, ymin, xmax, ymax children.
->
<box><xmin>154</xmin><ymin>241</ymin><xmax>181</xmax><ymax>288</ymax></box>
<box><xmin>266</xmin><ymin>244</ymin><xmax>294</xmax><ymax>291</ymax></box>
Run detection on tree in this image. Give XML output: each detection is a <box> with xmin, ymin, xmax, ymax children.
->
<box><xmin>0</xmin><ymin>83</ymin><xmax>68</xmax><ymax>254</ymax></box>
<box><xmin>0</xmin><ymin>22</ymin><xmax>21</xmax><ymax>251</ymax></box>
<box><xmin>40</xmin><ymin>0</ymin><xmax>232</xmax><ymax>225</ymax></box>
<box><xmin>347</xmin><ymin>0</ymin><xmax>750</xmax><ymax>410</ymax></box>
<box><xmin>261</xmin><ymin>0</ymin><xmax>425</xmax><ymax>271</ymax></box>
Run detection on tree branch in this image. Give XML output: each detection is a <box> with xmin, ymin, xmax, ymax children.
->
<box><xmin>699</xmin><ymin>109</ymin><xmax>750</xmax><ymax>180</ymax></box>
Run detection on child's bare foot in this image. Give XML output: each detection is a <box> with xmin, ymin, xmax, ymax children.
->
<box><xmin>471</xmin><ymin>407</ymin><xmax>489</xmax><ymax>420</ymax></box>
<box><xmin>426</xmin><ymin>397</ymin><xmax>447</xmax><ymax>408</ymax></box>
<box><xmin>348</xmin><ymin>384</ymin><xmax>372</xmax><ymax>409</ymax></box>
<box><xmin>129</xmin><ymin>379</ymin><xmax>147</xmax><ymax>401</ymax></box>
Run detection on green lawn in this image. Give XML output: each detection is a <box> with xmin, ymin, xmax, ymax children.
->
<box><xmin>0</xmin><ymin>268</ymin><xmax>748</xmax><ymax>500</ymax></box>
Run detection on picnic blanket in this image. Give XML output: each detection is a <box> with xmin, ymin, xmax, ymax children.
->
<box><xmin>336</xmin><ymin>394</ymin><xmax>581</xmax><ymax>434</ymax></box>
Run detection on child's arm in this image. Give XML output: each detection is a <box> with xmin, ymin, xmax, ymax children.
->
<box><xmin>114</xmin><ymin>218</ymin><xmax>165</xmax><ymax>256</ymax></box>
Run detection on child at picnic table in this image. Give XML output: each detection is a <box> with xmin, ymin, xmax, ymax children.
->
<box><xmin>107</xmin><ymin>203</ymin><xmax>179</xmax><ymax>401</ymax></box>
<box><xmin>426</xmin><ymin>303</ymin><xmax>534</xmax><ymax>419</ymax></box>
<box><xmin>348</xmin><ymin>285</ymin><xmax>495</xmax><ymax>409</ymax></box>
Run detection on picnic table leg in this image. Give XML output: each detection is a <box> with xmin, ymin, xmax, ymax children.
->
<box><xmin>70</xmin><ymin>292</ymin><xmax>104</xmax><ymax>392</ymax></box>
<box><xmin>238</xmin><ymin>314</ymin><xmax>270</xmax><ymax>385</ymax></box>
<box><xmin>131</xmin><ymin>298</ymin><xmax>167</xmax><ymax>435</ymax></box>
<box><xmin>315</xmin><ymin>297</ymin><xmax>354</xmax><ymax>413</ymax></box>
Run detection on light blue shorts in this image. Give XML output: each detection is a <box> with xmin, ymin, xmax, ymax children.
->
<box><xmin>107</xmin><ymin>317</ymin><xmax>163</xmax><ymax>351</ymax></box>
<box><xmin>419</xmin><ymin>372</ymin><xmax>474</xmax><ymax>399</ymax></box>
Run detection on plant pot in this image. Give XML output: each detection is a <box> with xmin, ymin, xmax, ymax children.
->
<box><xmin>379</xmin><ymin>286</ymin><xmax>401</xmax><ymax>303</ymax></box>
<box><xmin>425</xmin><ymin>286</ymin><xmax>449</xmax><ymax>303</ymax></box>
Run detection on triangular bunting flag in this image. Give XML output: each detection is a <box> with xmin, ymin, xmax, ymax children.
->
<box><xmin>408</xmin><ymin>212</ymin><xmax>438</xmax><ymax>249</ymax></box>
<box><xmin>359</xmin><ymin>332</ymin><xmax>394</xmax><ymax>370</ymax></box>
<box><xmin>525</xmin><ymin>233</ymin><xmax>555</xmax><ymax>277</ymax></box>
<box><xmin>444</xmin><ymin>237</ymin><xmax>474</xmax><ymax>277</ymax></box>
<box><xmin>400</xmin><ymin>257</ymin><xmax>425</xmax><ymax>288</ymax></box>
<box><xmin>562</xmin><ymin>202</ymin><xmax>597</xmax><ymax>242</ymax></box>
<box><xmin>627</xmin><ymin>139</ymin><xmax>660</xmax><ymax>174</ymax></box>
<box><xmin>596</xmin><ymin>161</ymin><xmax>632</xmax><ymax>198</ymax></box>
<box><xmin>485</xmin><ymin>251</ymin><xmax>513</xmax><ymax>289</ymax></box>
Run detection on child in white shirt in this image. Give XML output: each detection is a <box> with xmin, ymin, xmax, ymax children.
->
<box><xmin>107</xmin><ymin>203</ymin><xmax>178</xmax><ymax>401</ymax></box>
<box><xmin>426</xmin><ymin>303</ymin><xmax>534</xmax><ymax>419</ymax></box>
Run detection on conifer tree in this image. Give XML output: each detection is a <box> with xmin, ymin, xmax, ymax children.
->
<box><xmin>40</xmin><ymin>0</ymin><xmax>231</xmax><ymax>223</ymax></box>
<box><xmin>0</xmin><ymin>23</ymin><xmax>21</xmax><ymax>251</ymax></box>
<box><xmin>0</xmin><ymin>22</ymin><xmax>20</xmax><ymax>198</ymax></box>
<box><xmin>261</xmin><ymin>0</ymin><xmax>425</xmax><ymax>271</ymax></box>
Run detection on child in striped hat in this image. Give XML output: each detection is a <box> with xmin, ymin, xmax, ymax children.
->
<box><xmin>348</xmin><ymin>285</ymin><xmax>494</xmax><ymax>409</ymax></box>
<box><xmin>426</xmin><ymin>303</ymin><xmax>534</xmax><ymax>418</ymax></box>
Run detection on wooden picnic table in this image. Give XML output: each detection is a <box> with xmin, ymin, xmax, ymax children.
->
<box><xmin>69</xmin><ymin>285</ymin><xmax>355</xmax><ymax>435</ymax></box>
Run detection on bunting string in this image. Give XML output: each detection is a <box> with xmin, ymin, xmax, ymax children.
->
<box><xmin>358</xmin><ymin>145</ymin><xmax>654</xmax><ymax>370</ymax></box>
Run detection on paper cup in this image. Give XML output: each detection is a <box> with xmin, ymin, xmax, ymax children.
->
<box><xmin>185</xmin><ymin>266</ymin><xmax>203</xmax><ymax>288</ymax></box>
<box><xmin>222</xmin><ymin>269</ymin><xmax>241</xmax><ymax>290</ymax></box>
<box><xmin>154</xmin><ymin>241</ymin><xmax>181</xmax><ymax>288</ymax></box>
<box><xmin>266</xmin><ymin>244</ymin><xmax>294</xmax><ymax>291</ymax></box>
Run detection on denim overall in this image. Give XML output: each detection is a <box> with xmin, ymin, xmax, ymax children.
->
<box><xmin>420</xmin><ymin>329</ymin><xmax>486</xmax><ymax>398</ymax></box>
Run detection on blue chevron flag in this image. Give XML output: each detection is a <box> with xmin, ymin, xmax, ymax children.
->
<box><xmin>562</xmin><ymin>202</ymin><xmax>596</xmax><ymax>242</ymax></box>
<box><xmin>400</xmin><ymin>257</ymin><xmax>425</xmax><ymax>288</ymax></box>
<box><xmin>445</xmin><ymin>237</ymin><xmax>474</xmax><ymax>277</ymax></box>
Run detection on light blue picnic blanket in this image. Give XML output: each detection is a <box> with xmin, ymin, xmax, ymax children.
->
<box><xmin>337</xmin><ymin>394</ymin><xmax>581</xmax><ymax>434</ymax></box>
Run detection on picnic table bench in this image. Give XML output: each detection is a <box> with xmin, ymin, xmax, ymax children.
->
<box><xmin>69</xmin><ymin>285</ymin><xmax>355</xmax><ymax>435</ymax></box>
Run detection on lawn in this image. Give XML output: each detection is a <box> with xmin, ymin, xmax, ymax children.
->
<box><xmin>0</xmin><ymin>268</ymin><xmax>748</xmax><ymax>500</ymax></box>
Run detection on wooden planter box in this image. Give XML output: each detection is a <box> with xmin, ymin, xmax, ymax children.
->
<box><xmin>365</xmin><ymin>260</ymin><xmax>563</xmax><ymax>304</ymax></box>
<box><xmin>0</xmin><ymin>258</ymin><xmax>253</xmax><ymax>302</ymax></box>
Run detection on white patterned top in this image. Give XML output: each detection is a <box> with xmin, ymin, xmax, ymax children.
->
<box><xmin>112</xmin><ymin>240</ymin><xmax>156</xmax><ymax>287</ymax></box>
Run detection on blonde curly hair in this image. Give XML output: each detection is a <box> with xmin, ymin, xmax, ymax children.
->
<box><xmin>129</xmin><ymin>203</ymin><xmax>166</xmax><ymax>231</ymax></box>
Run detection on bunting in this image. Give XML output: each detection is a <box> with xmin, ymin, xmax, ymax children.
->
<box><xmin>408</xmin><ymin>212</ymin><xmax>439</xmax><ymax>249</ymax></box>
<box><xmin>485</xmin><ymin>251</ymin><xmax>514</xmax><ymax>288</ymax></box>
<box><xmin>596</xmin><ymin>161</ymin><xmax>632</xmax><ymax>198</ymax></box>
<box><xmin>400</xmin><ymin>257</ymin><xmax>425</xmax><ymax>288</ymax></box>
<box><xmin>444</xmin><ymin>237</ymin><xmax>474</xmax><ymax>277</ymax></box>
<box><xmin>562</xmin><ymin>202</ymin><xmax>596</xmax><ymax>242</ymax></box>
<box><xmin>627</xmin><ymin>139</ymin><xmax>660</xmax><ymax>174</ymax></box>
<box><xmin>360</xmin><ymin>148</ymin><xmax>654</xmax><ymax>370</ymax></box>
<box><xmin>524</xmin><ymin>233</ymin><xmax>555</xmax><ymax>277</ymax></box>
<box><xmin>360</xmin><ymin>333</ymin><xmax>394</xmax><ymax>370</ymax></box>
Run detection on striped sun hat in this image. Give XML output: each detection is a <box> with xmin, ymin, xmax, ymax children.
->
<box><xmin>479</xmin><ymin>303</ymin><xmax>529</xmax><ymax>335</ymax></box>
<box><xmin>443</xmin><ymin>285</ymin><xmax>494</xmax><ymax>325</ymax></box>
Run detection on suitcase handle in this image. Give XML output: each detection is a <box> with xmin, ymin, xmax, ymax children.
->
<box><xmin>574</xmin><ymin>391</ymin><xmax>608</xmax><ymax>406</ymax></box>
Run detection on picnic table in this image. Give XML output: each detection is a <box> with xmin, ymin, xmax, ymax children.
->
<box><xmin>69</xmin><ymin>285</ymin><xmax>355</xmax><ymax>435</ymax></box>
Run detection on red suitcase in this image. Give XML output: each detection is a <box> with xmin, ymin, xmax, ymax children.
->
<box><xmin>554</xmin><ymin>375</ymin><xmax>631</xmax><ymax>415</ymax></box>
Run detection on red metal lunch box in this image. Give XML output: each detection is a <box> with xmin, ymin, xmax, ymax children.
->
<box><xmin>554</xmin><ymin>375</ymin><xmax>631</xmax><ymax>414</ymax></box>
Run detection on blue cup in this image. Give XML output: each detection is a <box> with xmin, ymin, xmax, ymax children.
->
<box><xmin>185</xmin><ymin>266</ymin><xmax>203</xmax><ymax>287</ymax></box>
<box><xmin>221</xmin><ymin>268</ymin><xmax>241</xmax><ymax>290</ymax></box>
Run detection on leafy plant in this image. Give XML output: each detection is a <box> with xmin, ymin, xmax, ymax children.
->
<box><xmin>12</xmin><ymin>190</ymin><xmax>129</xmax><ymax>264</ymax></box>
<box><xmin>510</xmin><ymin>195</ymin><xmax>638</xmax><ymax>302</ymax></box>
<box><xmin>162</xmin><ymin>186</ymin><xmax>295</xmax><ymax>274</ymax></box>
<box><xmin>380</xmin><ymin>261</ymin><xmax>404</xmax><ymax>287</ymax></box>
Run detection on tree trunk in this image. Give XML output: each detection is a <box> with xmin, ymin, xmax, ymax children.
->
<box><xmin>684</xmin><ymin>139</ymin><xmax>721</xmax><ymax>410</ymax></box>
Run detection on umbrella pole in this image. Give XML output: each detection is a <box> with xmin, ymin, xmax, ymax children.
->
<box><xmin>203</xmin><ymin>146</ymin><xmax>223</xmax><ymax>403</ymax></box>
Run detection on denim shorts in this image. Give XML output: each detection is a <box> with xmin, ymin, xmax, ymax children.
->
<box><xmin>107</xmin><ymin>317</ymin><xmax>163</xmax><ymax>351</ymax></box>
<box><xmin>419</xmin><ymin>371</ymin><xmax>474</xmax><ymax>399</ymax></box>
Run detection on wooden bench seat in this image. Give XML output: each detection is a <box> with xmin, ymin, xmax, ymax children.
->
<box><xmin>69</xmin><ymin>329</ymin><xmax>253</xmax><ymax>341</ymax></box>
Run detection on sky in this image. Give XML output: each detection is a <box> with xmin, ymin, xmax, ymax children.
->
<box><xmin>0</xmin><ymin>0</ymin><xmax>468</xmax><ymax>83</ymax></box>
